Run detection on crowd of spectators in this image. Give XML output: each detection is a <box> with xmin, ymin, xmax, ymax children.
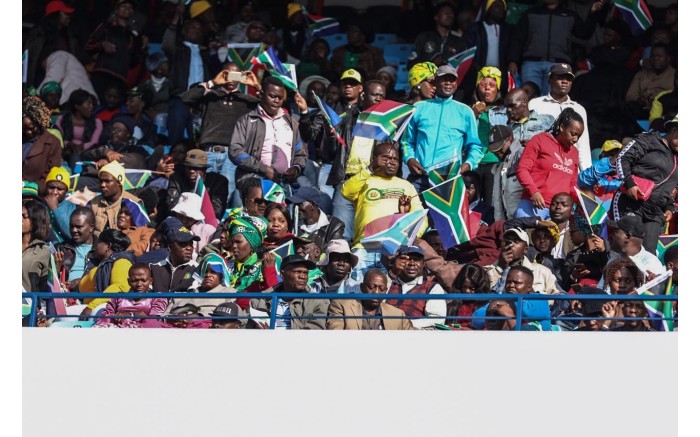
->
<box><xmin>22</xmin><ymin>0</ymin><xmax>679</xmax><ymax>330</ymax></box>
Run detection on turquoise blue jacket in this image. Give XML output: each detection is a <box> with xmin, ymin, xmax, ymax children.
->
<box><xmin>401</xmin><ymin>95</ymin><xmax>484</xmax><ymax>170</ymax></box>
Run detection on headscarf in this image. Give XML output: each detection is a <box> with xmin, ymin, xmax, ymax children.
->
<box><xmin>39</xmin><ymin>81</ymin><xmax>62</xmax><ymax>99</ymax></box>
<box><xmin>409</xmin><ymin>62</ymin><xmax>438</xmax><ymax>88</ymax></box>
<box><xmin>198</xmin><ymin>253</ymin><xmax>232</xmax><ymax>287</ymax></box>
<box><xmin>22</xmin><ymin>96</ymin><xmax>52</xmax><ymax>130</ymax></box>
<box><xmin>228</xmin><ymin>216</ymin><xmax>268</xmax><ymax>250</ymax></box>
<box><xmin>476</xmin><ymin>66</ymin><xmax>502</xmax><ymax>90</ymax></box>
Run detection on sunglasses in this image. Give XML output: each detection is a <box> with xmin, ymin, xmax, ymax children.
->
<box><xmin>250</xmin><ymin>197</ymin><xmax>267</xmax><ymax>205</ymax></box>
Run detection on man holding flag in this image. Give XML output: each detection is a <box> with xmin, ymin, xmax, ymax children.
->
<box><xmin>341</xmin><ymin>142</ymin><xmax>426</xmax><ymax>281</ymax></box>
<box><xmin>402</xmin><ymin>64</ymin><xmax>483</xmax><ymax>194</ymax></box>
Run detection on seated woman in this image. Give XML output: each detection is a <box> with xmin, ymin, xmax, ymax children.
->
<box><xmin>117</xmin><ymin>198</ymin><xmax>154</xmax><ymax>257</ymax></box>
<box><xmin>94</xmin><ymin>263</ymin><xmax>167</xmax><ymax>328</ymax></box>
<box><xmin>77</xmin><ymin>229</ymin><xmax>135</xmax><ymax>323</ymax></box>
<box><xmin>262</xmin><ymin>203</ymin><xmax>295</xmax><ymax>249</ymax></box>
<box><xmin>226</xmin><ymin>215</ymin><xmax>279</xmax><ymax>310</ymax></box>
<box><xmin>445</xmin><ymin>263</ymin><xmax>491</xmax><ymax>329</ymax></box>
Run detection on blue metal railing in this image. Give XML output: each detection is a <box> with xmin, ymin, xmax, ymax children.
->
<box><xmin>22</xmin><ymin>292</ymin><xmax>678</xmax><ymax>330</ymax></box>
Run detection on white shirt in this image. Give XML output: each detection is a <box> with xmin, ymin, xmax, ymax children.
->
<box><xmin>528</xmin><ymin>94</ymin><xmax>592</xmax><ymax>171</ymax></box>
<box><xmin>551</xmin><ymin>224</ymin><xmax>569</xmax><ymax>260</ymax></box>
<box><xmin>483</xmin><ymin>22</ymin><xmax>501</xmax><ymax>68</ymax></box>
<box><xmin>396</xmin><ymin>276</ymin><xmax>446</xmax><ymax>329</ymax></box>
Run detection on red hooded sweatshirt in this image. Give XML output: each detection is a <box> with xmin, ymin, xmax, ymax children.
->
<box><xmin>516</xmin><ymin>132</ymin><xmax>579</xmax><ymax>207</ymax></box>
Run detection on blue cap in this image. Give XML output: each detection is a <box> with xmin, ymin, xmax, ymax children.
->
<box><xmin>397</xmin><ymin>245</ymin><xmax>424</xmax><ymax>257</ymax></box>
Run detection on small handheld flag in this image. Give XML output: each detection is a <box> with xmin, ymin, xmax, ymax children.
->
<box><xmin>447</xmin><ymin>46</ymin><xmax>476</xmax><ymax>89</ymax></box>
<box><xmin>426</xmin><ymin>158</ymin><xmax>461</xmax><ymax>187</ymax></box>
<box><xmin>312</xmin><ymin>90</ymin><xmax>347</xmax><ymax>148</ymax></box>
<box><xmin>612</xmin><ymin>0</ymin><xmax>653</xmax><ymax>35</ymax></box>
<box><xmin>194</xmin><ymin>175</ymin><xmax>219</xmax><ymax>227</ymax></box>
<box><xmin>421</xmin><ymin>176</ymin><xmax>477</xmax><ymax>250</ymax></box>
<box><xmin>252</xmin><ymin>47</ymin><xmax>298</xmax><ymax>91</ymax></box>
<box><xmin>261</xmin><ymin>179</ymin><xmax>286</xmax><ymax>203</ymax></box>
<box><xmin>360</xmin><ymin>210</ymin><xmax>428</xmax><ymax>255</ymax></box>
<box><xmin>352</xmin><ymin>100</ymin><xmax>416</xmax><ymax>142</ymax></box>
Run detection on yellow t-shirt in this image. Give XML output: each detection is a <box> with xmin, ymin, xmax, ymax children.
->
<box><xmin>341</xmin><ymin>168</ymin><xmax>427</xmax><ymax>247</ymax></box>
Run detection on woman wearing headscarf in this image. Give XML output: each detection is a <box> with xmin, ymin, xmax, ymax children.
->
<box><xmin>471</xmin><ymin>67</ymin><xmax>508</xmax><ymax>208</ymax></box>
<box><xmin>77</xmin><ymin>228</ymin><xmax>135</xmax><ymax>322</ymax></box>
<box><xmin>22</xmin><ymin>96</ymin><xmax>63</xmax><ymax>192</ymax></box>
<box><xmin>406</xmin><ymin>62</ymin><xmax>437</xmax><ymax>104</ymax></box>
<box><xmin>226</xmin><ymin>215</ymin><xmax>279</xmax><ymax>309</ymax></box>
<box><xmin>117</xmin><ymin>198</ymin><xmax>154</xmax><ymax>257</ymax></box>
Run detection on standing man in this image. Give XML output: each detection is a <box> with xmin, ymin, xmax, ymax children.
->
<box><xmin>341</xmin><ymin>143</ymin><xmax>426</xmax><ymax>279</ymax></box>
<box><xmin>486</xmin><ymin>125</ymin><xmax>524</xmax><ymax>221</ymax></box>
<box><xmin>228</xmin><ymin>76</ymin><xmax>307</xmax><ymax>189</ymax></box>
<box><xmin>507</xmin><ymin>0</ymin><xmax>606</xmax><ymax>95</ymax></box>
<box><xmin>528</xmin><ymin>63</ymin><xmax>592</xmax><ymax>170</ymax></box>
<box><xmin>401</xmin><ymin>64</ymin><xmax>483</xmax><ymax>194</ymax></box>
<box><xmin>504</xmin><ymin>88</ymin><xmax>555</xmax><ymax>146</ymax></box>
<box><xmin>413</xmin><ymin>1</ymin><xmax>466</xmax><ymax>63</ymax></box>
<box><xmin>181</xmin><ymin>63</ymin><xmax>261</xmax><ymax>205</ymax></box>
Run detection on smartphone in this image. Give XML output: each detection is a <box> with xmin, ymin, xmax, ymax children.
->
<box><xmin>226</xmin><ymin>71</ymin><xmax>245</xmax><ymax>82</ymax></box>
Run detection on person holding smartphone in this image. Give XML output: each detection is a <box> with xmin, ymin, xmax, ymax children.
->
<box><xmin>181</xmin><ymin>63</ymin><xmax>262</xmax><ymax>207</ymax></box>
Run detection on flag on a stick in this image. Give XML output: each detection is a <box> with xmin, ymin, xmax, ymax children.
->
<box><xmin>427</xmin><ymin>159</ymin><xmax>461</xmax><ymax>187</ymax></box>
<box><xmin>612</xmin><ymin>0</ymin><xmax>653</xmax><ymax>35</ymax></box>
<box><xmin>123</xmin><ymin>169</ymin><xmax>153</xmax><ymax>190</ymax></box>
<box><xmin>360</xmin><ymin>210</ymin><xmax>428</xmax><ymax>255</ymax></box>
<box><xmin>252</xmin><ymin>47</ymin><xmax>298</xmax><ymax>90</ymax></box>
<box><xmin>422</xmin><ymin>176</ymin><xmax>477</xmax><ymax>250</ymax></box>
<box><xmin>656</xmin><ymin>234</ymin><xmax>678</xmax><ymax>262</ymax></box>
<box><xmin>23</xmin><ymin>49</ymin><xmax>29</xmax><ymax>83</ymax></box>
<box><xmin>312</xmin><ymin>90</ymin><xmax>346</xmax><ymax>148</ymax></box>
<box><xmin>447</xmin><ymin>46</ymin><xmax>476</xmax><ymax>89</ymax></box>
<box><xmin>352</xmin><ymin>100</ymin><xmax>415</xmax><ymax>141</ymax></box>
<box><xmin>48</xmin><ymin>252</ymin><xmax>67</xmax><ymax>316</ymax></box>
<box><xmin>194</xmin><ymin>175</ymin><xmax>219</xmax><ymax>227</ymax></box>
<box><xmin>306</xmin><ymin>13</ymin><xmax>340</xmax><ymax>37</ymax></box>
<box><xmin>574</xmin><ymin>187</ymin><xmax>608</xmax><ymax>226</ymax></box>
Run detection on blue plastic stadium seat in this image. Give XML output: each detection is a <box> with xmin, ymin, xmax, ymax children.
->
<box><xmin>373</xmin><ymin>33</ymin><xmax>397</xmax><ymax>48</ymax></box>
<box><xmin>396</xmin><ymin>63</ymin><xmax>409</xmax><ymax>84</ymax></box>
<box><xmin>384</xmin><ymin>43</ymin><xmax>414</xmax><ymax>67</ymax></box>
<box><xmin>324</xmin><ymin>33</ymin><xmax>348</xmax><ymax>53</ymax></box>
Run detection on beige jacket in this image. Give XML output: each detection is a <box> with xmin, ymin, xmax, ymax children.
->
<box><xmin>326</xmin><ymin>300</ymin><xmax>414</xmax><ymax>330</ymax></box>
<box><xmin>89</xmin><ymin>191</ymin><xmax>142</xmax><ymax>233</ymax></box>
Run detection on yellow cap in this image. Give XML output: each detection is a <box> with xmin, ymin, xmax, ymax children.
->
<box><xmin>98</xmin><ymin>161</ymin><xmax>126</xmax><ymax>186</ymax></box>
<box><xmin>189</xmin><ymin>1</ymin><xmax>212</xmax><ymax>19</ymax></box>
<box><xmin>340</xmin><ymin>69</ymin><xmax>362</xmax><ymax>83</ymax></box>
<box><xmin>287</xmin><ymin>3</ymin><xmax>303</xmax><ymax>18</ymax></box>
<box><xmin>601</xmin><ymin>140</ymin><xmax>623</xmax><ymax>153</ymax></box>
<box><xmin>45</xmin><ymin>166</ymin><xmax>71</xmax><ymax>189</ymax></box>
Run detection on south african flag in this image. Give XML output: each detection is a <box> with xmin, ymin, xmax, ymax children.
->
<box><xmin>352</xmin><ymin>100</ymin><xmax>415</xmax><ymax>141</ymax></box>
<box><xmin>422</xmin><ymin>176</ymin><xmax>477</xmax><ymax>250</ymax></box>
<box><xmin>427</xmin><ymin>159</ymin><xmax>461</xmax><ymax>187</ymax></box>
<box><xmin>656</xmin><ymin>234</ymin><xmax>678</xmax><ymax>262</ymax></box>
